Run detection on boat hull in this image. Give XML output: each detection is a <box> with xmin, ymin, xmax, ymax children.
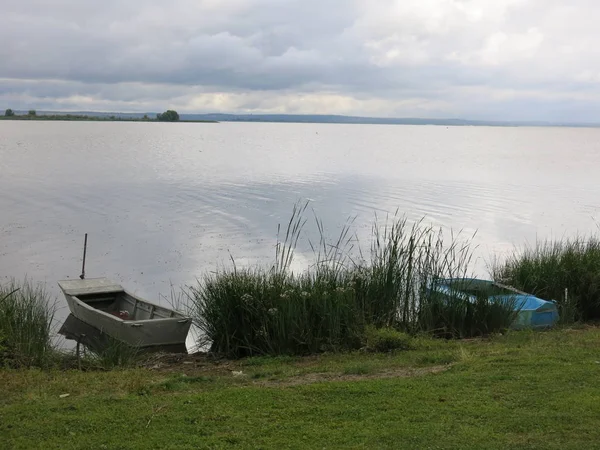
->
<box><xmin>431</xmin><ymin>278</ymin><xmax>559</xmax><ymax>329</ymax></box>
<box><xmin>59</xmin><ymin>314</ymin><xmax>187</xmax><ymax>354</ymax></box>
<box><xmin>59</xmin><ymin>278</ymin><xmax>192</xmax><ymax>349</ymax></box>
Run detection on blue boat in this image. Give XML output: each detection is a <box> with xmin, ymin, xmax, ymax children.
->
<box><xmin>431</xmin><ymin>278</ymin><xmax>559</xmax><ymax>329</ymax></box>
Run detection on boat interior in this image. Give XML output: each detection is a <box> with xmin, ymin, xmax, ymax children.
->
<box><xmin>74</xmin><ymin>291</ymin><xmax>182</xmax><ymax>321</ymax></box>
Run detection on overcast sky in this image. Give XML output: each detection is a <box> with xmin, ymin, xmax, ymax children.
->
<box><xmin>2</xmin><ymin>0</ymin><xmax>600</xmax><ymax>121</ymax></box>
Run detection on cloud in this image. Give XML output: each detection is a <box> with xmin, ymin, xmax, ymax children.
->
<box><xmin>2</xmin><ymin>0</ymin><xmax>600</xmax><ymax>121</ymax></box>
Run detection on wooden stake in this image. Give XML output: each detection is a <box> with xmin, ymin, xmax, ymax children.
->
<box><xmin>76</xmin><ymin>335</ymin><xmax>83</xmax><ymax>371</ymax></box>
<box><xmin>80</xmin><ymin>233</ymin><xmax>88</xmax><ymax>280</ymax></box>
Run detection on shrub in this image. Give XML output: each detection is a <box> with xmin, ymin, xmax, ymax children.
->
<box><xmin>157</xmin><ymin>110</ymin><xmax>180</xmax><ymax>122</ymax></box>
<box><xmin>364</xmin><ymin>326</ymin><xmax>413</xmax><ymax>352</ymax></box>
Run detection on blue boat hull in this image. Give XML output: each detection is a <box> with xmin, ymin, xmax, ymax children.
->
<box><xmin>432</xmin><ymin>278</ymin><xmax>559</xmax><ymax>329</ymax></box>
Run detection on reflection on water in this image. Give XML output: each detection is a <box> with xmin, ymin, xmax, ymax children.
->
<box><xmin>1</xmin><ymin>122</ymin><xmax>599</xmax><ymax>325</ymax></box>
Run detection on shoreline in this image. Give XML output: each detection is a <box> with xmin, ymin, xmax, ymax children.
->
<box><xmin>0</xmin><ymin>115</ymin><xmax>217</xmax><ymax>123</ymax></box>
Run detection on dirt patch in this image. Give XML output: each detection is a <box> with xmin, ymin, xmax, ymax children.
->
<box><xmin>562</xmin><ymin>324</ymin><xmax>600</xmax><ymax>332</ymax></box>
<box><xmin>137</xmin><ymin>352</ymin><xmax>451</xmax><ymax>386</ymax></box>
<box><xmin>254</xmin><ymin>365</ymin><xmax>450</xmax><ymax>387</ymax></box>
<box><xmin>139</xmin><ymin>352</ymin><xmax>239</xmax><ymax>375</ymax></box>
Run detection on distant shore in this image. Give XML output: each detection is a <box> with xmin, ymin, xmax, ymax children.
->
<box><xmin>4</xmin><ymin>111</ymin><xmax>600</xmax><ymax>127</ymax></box>
<box><xmin>0</xmin><ymin>114</ymin><xmax>217</xmax><ymax>123</ymax></box>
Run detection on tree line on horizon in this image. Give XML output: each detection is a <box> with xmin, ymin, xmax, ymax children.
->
<box><xmin>2</xmin><ymin>108</ymin><xmax>181</xmax><ymax>122</ymax></box>
<box><xmin>4</xmin><ymin>109</ymin><xmax>37</xmax><ymax>117</ymax></box>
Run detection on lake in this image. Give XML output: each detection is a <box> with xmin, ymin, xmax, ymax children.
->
<box><xmin>1</xmin><ymin>121</ymin><xmax>599</xmax><ymax>322</ymax></box>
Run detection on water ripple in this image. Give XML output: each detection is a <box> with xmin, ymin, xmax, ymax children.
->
<box><xmin>1</xmin><ymin>122</ymin><xmax>600</xmax><ymax>323</ymax></box>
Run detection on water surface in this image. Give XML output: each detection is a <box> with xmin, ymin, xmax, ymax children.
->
<box><xmin>1</xmin><ymin>121</ymin><xmax>599</xmax><ymax>323</ymax></box>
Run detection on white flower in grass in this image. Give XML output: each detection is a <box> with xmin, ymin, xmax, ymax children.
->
<box><xmin>268</xmin><ymin>307</ymin><xmax>278</xmax><ymax>316</ymax></box>
<box><xmin>301</xmin><ymin>291</ymin><xmax>310</xmax><ymax>298</ymax></box>
<box><xmin>241</xmin><ymin>293</ymin><xmax>253</xmax><ymax>304</ymax></box>
<box><xmin>257</xmin><ymin>329</ymin><xmax>267</xmax><ymax>338</ymax></box>
<box><xmin>336</xmin><ymin>286</ymin><xmax>346</xmax><ymax>293</ymax></box>
<box><xmin>352</xmin><ymin>271</ymin><xmax>367</xmax><ymax>285</ymax></box>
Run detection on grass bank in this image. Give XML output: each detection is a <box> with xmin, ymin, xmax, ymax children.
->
<box><xmin>2</xmin><ymin>327</ymin><xmax>600</xmax><ymax>449</ymax></box>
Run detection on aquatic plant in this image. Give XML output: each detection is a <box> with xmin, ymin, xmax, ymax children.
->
<box><xmin>363</xmin><ymin>325</ymin><xmax>413</xmax><ymax>352</ymax></box>
<box><xmin>421</xmin><ymin>285</ymin><xmax>519</xmax><ymax>339</ymax></box>
<box><xmin>189</xmin><ymin>204</ymin><xmax>517</xmax><ymax>357</ymax></box>
<box><xmin>0</xmin><ymin>279</ymin><xmax>56</xmax><ymax>367</ymax></box>
<box><xmin>492</xmin><ymin>236</ymin><xmax>600</xmax><ymax>322</ymax></box>
<box><xmin>84</xmin><ymin>337</ymin><xmax>141</xmax><ymax>370</ymax></box>
<box><xmin>188</xmin><ymin>203</ymin><xmax>363</xmax><ymax>357</ymax></box>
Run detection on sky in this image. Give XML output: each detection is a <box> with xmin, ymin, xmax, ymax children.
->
<box><xmin>2</xmin><ymin>0</ymin><xmax>600</xmax><ymax>121</ymax></box>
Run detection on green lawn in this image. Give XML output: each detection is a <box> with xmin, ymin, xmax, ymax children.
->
<box><xmin>2</xmin><ymin>327</ymin><xmax>600</xmax><ymax>449</ymax></box>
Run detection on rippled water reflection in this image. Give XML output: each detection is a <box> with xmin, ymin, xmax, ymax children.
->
<box><xmin>1</xmin><ymin>121</ymin><xmax>599</xmax><ymax>323</ymax></box>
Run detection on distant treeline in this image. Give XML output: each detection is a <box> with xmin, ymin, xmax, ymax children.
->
<box><xmin>1</xmin><ymin>113</ymin><xmax>149</xmax><ymax>122</ymax></box>
<box><xmin>1</xmin><ymin>109</ymin><xmax>216</xmax><ymax>123</ymax></box>
<box><xmin>4</xmin><ymin>109</ymin><xmax>600</xmax><ymax>127</ymax></box>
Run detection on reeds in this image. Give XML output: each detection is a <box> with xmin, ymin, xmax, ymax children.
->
<box><xmin>422</xmin><ymin>286</ymin><xmax>519</xmax><ymax>338</ymax></box>
<box><xmin>492</xmin><ymin>236</ymin><xmax>600</xmax><ymax>322</ymax></box>
<box><xmin>85</xmin><ymin>338</ymin><xmax>141</xmax><ymax>370</ymax></box>
<box><xmin>190</xmin><ymin>268</ymin><xmax>363</xmax><ymax>357</ymax></box>
<box><xmin>0</xmin><ymin>279</ymin><xmax>56</xmax><ymax>367</ymax></box>
<box><xmin>188</xmin><ymin>204</ymin><xmax>517</xmax><ymax>357</ymax></box>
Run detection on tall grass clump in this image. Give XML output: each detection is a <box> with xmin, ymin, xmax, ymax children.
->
<box><xmin>189</xmin><ymin>203</ymin><xmax>364</xmax><ymax>357</ymax></box>
<box><xmin>422</xmin><ymin>281</ymin><xmax>519</xmax><ymax>338</ymax></box>
<box><xmin>359</xmin><ymin>217</ymin><xmax>516</xmax><ymax>339</ymax></box>
<box><xmin>0</xmin><ymin>279</ymin><xmax>56</xmax><ymax>367</ymax></box>
<box><xmin>84</xmin><ymin>338</ymin><xmax>141</xmax><ymax>370</ymax></box>
<box><xmin>191</xmin><ymin>268</ymin><xmax>363</xmax><ymax>357</ymax></box>
<box><xmin>492</xmin><ymin>236</ymin><xmax>600</xmax><ymax>322</ymax></box>
<box><xmin>189</xmin><ymin>204</ymin><xmax>518</xmax><ymax>358</ymax></box>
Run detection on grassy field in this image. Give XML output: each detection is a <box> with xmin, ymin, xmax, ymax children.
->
<box><xmin>2</xmin><ymin>327</ymin><xmax>600</xmax><ymax>449</ymax></box>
